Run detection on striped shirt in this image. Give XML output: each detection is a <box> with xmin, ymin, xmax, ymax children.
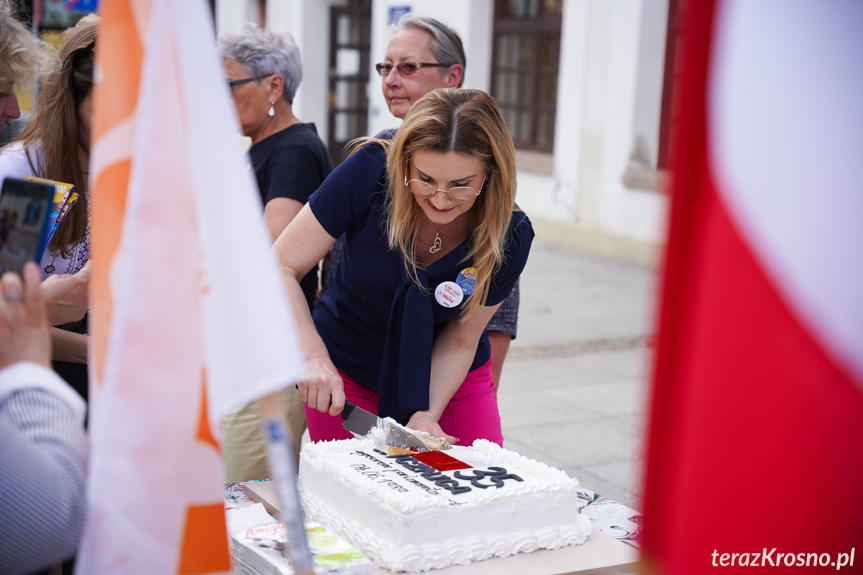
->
<box><xmin>0</xmin><ymin>362</ymin><xmax>87</xmax><ymax>574</ymax></box>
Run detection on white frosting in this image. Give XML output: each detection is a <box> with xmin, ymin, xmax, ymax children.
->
<box><xmin>298</xmin><ymin>438</ymin><xmax>591</xmax><ymax>572</ymax></box>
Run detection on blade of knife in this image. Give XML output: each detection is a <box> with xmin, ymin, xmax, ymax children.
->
<box><xmin>340</xmin><ymin>400</ymin><xmax>429</xmax><ymax>451</ymax></box>
<box><xmin>340</xmin><ymin>400</ymin><xmax>379</xmax><ymax>437</ymax></box>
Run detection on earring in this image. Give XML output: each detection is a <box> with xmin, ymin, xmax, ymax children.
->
<box><xmin>268</xmin><ymin>103</ymin><xmax>275</xmax><ymax>117</ymax></box>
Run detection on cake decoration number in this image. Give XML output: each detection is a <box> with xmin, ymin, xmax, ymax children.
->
<box><xmin>454</xmin><ymin>467</ymin><xmax>524</xmax><ymax>489</ymax></box>
<box><xmin>386</xmin><ymin>453</ymin><xmax>523</xmax><ymax>493</ymax></box>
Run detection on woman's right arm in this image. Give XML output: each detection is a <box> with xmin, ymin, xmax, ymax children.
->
<box><xmin>272</xmin><ymin>203</ymin><xmax>346</xmax><ymax>417</ymax></box>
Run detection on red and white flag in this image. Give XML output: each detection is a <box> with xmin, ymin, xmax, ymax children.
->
<box><xmin>75</xmin><ymin>0</ymin><xmax>304</xmax><ymax>572</ymax></box>
<box><xmin>643</xmin><ymin>0</ymin><xmax>863</xmax><ymax>571</ymax></box>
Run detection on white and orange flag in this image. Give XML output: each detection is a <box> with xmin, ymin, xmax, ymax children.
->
<box><xmin>75</xmin><ymin>0</ymin><xmax>304</xmax><ymax>572</ymax></box>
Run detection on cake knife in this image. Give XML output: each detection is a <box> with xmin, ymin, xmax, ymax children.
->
<box><xmin>341</xmin><ymin>400</ymin><xmax>430</xmax><ymax>452</ymax></box>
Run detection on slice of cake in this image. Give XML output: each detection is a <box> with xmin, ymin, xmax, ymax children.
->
<box><xmin>298</xmin><ymin>438</ymin><xmax>591</xmax><ymax>572</ymax></box>
<box><xmin>374</xmin><ymin>419</ymin><xmax>452</xmax><ymax>456</ymax></box>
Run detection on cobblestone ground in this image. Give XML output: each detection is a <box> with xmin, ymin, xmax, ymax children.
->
<box><xmin>498</xmin><ymin>241</ymin><xmax>658</xmax><ymax>511</ymax></box>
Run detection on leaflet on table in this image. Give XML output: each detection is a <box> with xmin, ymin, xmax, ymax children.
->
<box><xmin>231</xmin><ymin>520</ymin><xmax>371</xmax><ymax>575</ymax></box>
<box><xmin>23</xmin><ymin>176</ymin><xmax>78</xmax><ymax>256</ymax></box>
<box><xmin>225</xmin><ymin>479</ymin><xmax>270</xmax><ymax>509</ymax></box>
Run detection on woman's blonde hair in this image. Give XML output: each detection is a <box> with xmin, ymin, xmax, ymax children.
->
<box><xmin>384</xmin><ymin>88</ymin><xmax>517</xmax><ymax>320</ymax></box>
<box><xmin>9</xmin><ymin>15</ymin><xmax>98</xmax><ymax>258</ymax></box>
<box><xmin>0</xmin><ymin>1</ymin><xmax>55</xmax><ymax>90</ymax></box>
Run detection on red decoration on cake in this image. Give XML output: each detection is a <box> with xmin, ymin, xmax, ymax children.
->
<box><xmin>411</xmin><ymin>451</ymin><xmax>471</xmax><ymax>471</ymax></box>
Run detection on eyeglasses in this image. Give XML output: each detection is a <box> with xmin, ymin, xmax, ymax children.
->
<box><xmin>227</xmin><ymin>74</ymin><xmax>272</xmax><ymax>89</ymax></box>
<box><xmin>375</xmin><ymin>62</ymin><xmax>452</xmax><ymax>77</ymax></box>
<box><xmin>404</xmin><ymin>176</ymin><xmax>485</xmax><ymax>202</ymax></box>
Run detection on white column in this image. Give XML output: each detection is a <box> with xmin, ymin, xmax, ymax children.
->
<box><xmin>265</xmin><ymin>0</ymin><xmax>303</xmax><ymax>113</ymax></box>
<box><xmin>367</xmin><ymin>0</ymin><xmax>397</xmax><ymax>137</ymax></box>
<box><xmin>546</xmin><ymin>0</ymin><xmax>590</xmax><ymax>222</ymax></box>
<box><xmin>457</xmin><ymin>0</ymin><xmax>493</xmax><ymax>91</ymax></box>
<box><xmin>214</xmin><ymin>0</ymin><xmax>260</xmax><ymax>36</ymax></box>
<box><xmin>264</xmin><ymin>0</ymin><xmax>346</xmax><ymax>135</ymax></box>
<box><xmin>631</xmin><ymin>0</ymin><xmax>669</xmax><ymax>168</ymax></box>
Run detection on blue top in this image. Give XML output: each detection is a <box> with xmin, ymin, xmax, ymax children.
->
<box><xmin>309</xmin><ymin>143</ymin><xmax>534</xmax><ymax>423</ymax></box>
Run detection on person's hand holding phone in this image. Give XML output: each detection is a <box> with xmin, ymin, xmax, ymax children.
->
<box><xmin>0</xmin><ymin>262</ymin><xmax>52</xmax><ymax>370</ymax></box>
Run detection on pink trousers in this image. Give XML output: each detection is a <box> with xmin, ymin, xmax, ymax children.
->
<box><xmin>304</xmin><ymin>356</ymin><xmax>503</xmax><ymax>447</ymax></box>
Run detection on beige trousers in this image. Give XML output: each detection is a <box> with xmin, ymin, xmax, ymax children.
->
<box><xmin>221</xmin><ymin>385</ymin><xmax>307</xmax><ymax>483</ymax></box>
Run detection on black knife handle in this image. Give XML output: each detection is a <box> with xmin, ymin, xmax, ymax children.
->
<box><xmin>341</xmin><ymin>399</ymin><xmax>357</xmax><ymax>421</ymax></box>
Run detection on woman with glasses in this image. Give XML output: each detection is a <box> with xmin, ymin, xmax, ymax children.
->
<box><xmin>323</xmin><ymin>15</ymin><xmax>522</xmax><ymax>397</ymax></box>
<box><xmin>379</xmin><ymin>14</ymin><xmax>465</xmax><ymax>120</ymax></box>
<box><xmin>275</xmin><ymin>88</ymin><xmax>533</xmax><ymax>445</ymax></box>
<box><xmin>220</xmin><ymin>23</ymin><xmax>331</xmax><ymax>308</ymax></box>
<box><xmin>220</xmin><ymin>24</ymin><xmax>331</xmax><ymax>481</ymax></box>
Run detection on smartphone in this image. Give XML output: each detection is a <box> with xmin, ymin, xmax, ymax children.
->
<box><xmin>0</xmin><ymin>176</ymin><xmax>57</xmax><ymax>276</ymax></box>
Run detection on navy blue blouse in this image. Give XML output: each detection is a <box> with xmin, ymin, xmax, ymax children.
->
<box><xmin>309</xmin><ymin>144</ymin><xmax>534</xmax><ymax>423</ymax></box>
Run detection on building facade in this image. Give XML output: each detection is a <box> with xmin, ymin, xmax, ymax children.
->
<box><xmin>214</xmin><ymin>0</ymin><xmax>676</xmax><ymax>263</ymax></box>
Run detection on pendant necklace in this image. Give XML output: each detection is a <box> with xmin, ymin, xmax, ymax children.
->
<box><xmin>428</xmin><ymin>219</ymin><xmax>455</xmax><ymax>254</ymax></box>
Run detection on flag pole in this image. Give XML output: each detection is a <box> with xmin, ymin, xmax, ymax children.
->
<box><xmin>257</xmin><ymin>390</ymin><xmax>315</xmax><ymax>575</ymax></box>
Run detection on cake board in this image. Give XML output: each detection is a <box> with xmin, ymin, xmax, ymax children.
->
<box><xmin>244</xmin><ymin>481</ymin><xmax>640</xmax><ymax>575</ymax></box>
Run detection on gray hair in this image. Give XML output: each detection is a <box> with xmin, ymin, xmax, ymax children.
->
<box><xmin>0</xmin><ymin>0</ymin><xmax>54</xmax><ymax>89</ymax></box>
<box><xmin>220</xmin><ymin>23</ymin><xmax>302</xmax><ymax>104</ymax></box>
<box><xmin>394</xmin><ymin>15</ymin><xmax>466</xmax><ymax>87</ymax></box>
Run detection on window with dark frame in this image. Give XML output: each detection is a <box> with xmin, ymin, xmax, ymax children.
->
<box><xmin>327</xmin><ymin>3</ymin><xmax>371</xmax><ymax>167</ymax></box>
<box><xmin>490</xmin><ymin>0</ymin><xmax>563</xmax><ymax>153</ymax></box>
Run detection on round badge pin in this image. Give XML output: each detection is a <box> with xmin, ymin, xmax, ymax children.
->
<box><xmin>456</xmin><ymin>267</ymin><xmax>478</xmax><ymax>295</ymax></box>
<box><xmin>435</xmin><ymin>281</ymin><xmax>464</xmax><ymax>308</ymax></box>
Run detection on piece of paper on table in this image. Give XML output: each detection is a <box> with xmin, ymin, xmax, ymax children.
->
<box><xmin>225</xmin><ymin>502</ymin><xmax>278</xmax><ymax>537</ymax></box>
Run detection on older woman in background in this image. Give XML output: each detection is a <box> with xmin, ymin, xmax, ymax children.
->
<box><xmin>220</xmin><ymin>24</ymin><xmax>331</xmax><ymax>305</ymax></box>
<box><xmin>219</xmin><ymin>24</ymin><xmax>331</xmax><ymax>482</ymax></box>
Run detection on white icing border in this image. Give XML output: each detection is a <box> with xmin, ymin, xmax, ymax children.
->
<box><xmin>301</xmin><ymin>483</ymin><xmax>591</xmax><ymax>572</ymax></box>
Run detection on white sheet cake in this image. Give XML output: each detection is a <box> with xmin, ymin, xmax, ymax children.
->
<box><xmin>298</xmin><ymin>437</ymin><xmax>591</xmax><ymax>572</ymax></box>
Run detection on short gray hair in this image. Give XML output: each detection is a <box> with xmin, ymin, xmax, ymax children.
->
<box><xmin>394</xmin><ymin>15</ymin><xmax>466</xmax><ymax>88</ymax></box>
<box><xmin>220</xmin><ymin>23</ymin><xmax>302</xmax><ymax>104</ymax></box>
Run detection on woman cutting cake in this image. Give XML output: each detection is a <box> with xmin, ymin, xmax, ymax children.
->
<box><xmin>274</xmin><ymin>88</ymin><xmax>533</xmax><ymax>445</ymax></box>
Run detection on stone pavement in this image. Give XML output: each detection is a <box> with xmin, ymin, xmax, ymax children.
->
<box><xmin>498</xmin><ymin>240</ymin><xmax>658</xmax><ymax>512</ymax></box>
